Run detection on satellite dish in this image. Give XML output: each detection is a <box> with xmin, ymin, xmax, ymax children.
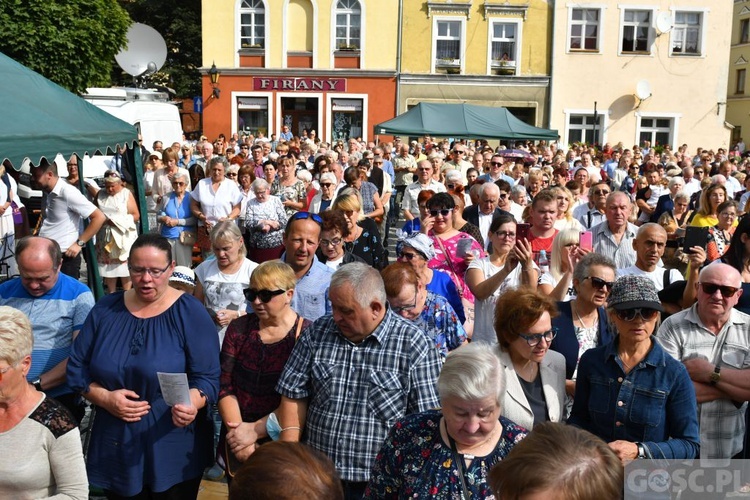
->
<box><xmin>655</xmin><ymin>12</ymin><xmax>673</xmax><ymax>35</ymax></box>
<box><xmin>635</xmin><ymin>80</ymin><xmax>652</xmax><ymax>101</ymax></box>
<box><xmin>115</xmin><ymin>23</ymin><xmax>167</xmax><ymax>77</ymax></box>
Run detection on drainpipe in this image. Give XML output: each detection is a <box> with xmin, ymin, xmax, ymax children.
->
<box><xmin>395</xmin><ymin>0</ymin><xmax>403</xmax><ymax>117</ymax></box>
<box><xmin>546</xmin><ymin>0</ymin><xmax>556</xmax><ymax>131</ymax></box>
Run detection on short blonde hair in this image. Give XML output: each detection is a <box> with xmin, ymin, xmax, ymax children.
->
<box><xmin>210</xmin><ymin>220</ymin><xmax>247</xmax><ymax>258</ymax></box>
<box><xmin>250</xmin><ymin>260</ymin><xmax>297</xmax><ymax>291</ymax></box>
<box><xmin>332</xmin><ymin>188</ymin><xmax>364</xmax><ymax>221</ymax></box>
<box><xmin>0</xmin><ymin>306</ymin><xmax>33</xmax><ymax>365</ymax></box>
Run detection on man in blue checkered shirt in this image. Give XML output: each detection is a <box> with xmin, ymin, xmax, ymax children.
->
<box><xmin>276</xmin><ymin>263</ymin><xmax>442</xmax><ymax>499</ymax></box>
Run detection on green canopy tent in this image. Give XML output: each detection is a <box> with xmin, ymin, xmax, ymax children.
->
<box><xmin>0</xmin><ymin>51</ymin><xmax>147</xmax><ymax>299</ymax></box>
<box><xmin>375</xmin><ymin>102</ymin><xmax>558</xmax><ymax>140</ymax></box>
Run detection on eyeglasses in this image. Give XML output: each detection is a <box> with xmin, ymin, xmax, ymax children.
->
<box><xmin>320</xmin><ymin>238</ymin><xmax>342</xmax><ymax>247</ymax></box>
<box><xmin>172</xmin><ymin>182</ymin><xmax>186</xmax><ymax>186</ymax></box>
<box><xmin>398</xmin><ymin>251</ymin><xmax>420</xmax><ymax>261</ymax></box>
<box><xmin>290</xmin><ymin>211</ymin><xmax>323</xmax><ymax>225</ymax></box>
<box><xmin>490</xmin><ymin>162</ymin><xmax>503</xmax><ymax>166</ymax></box>
<box><xmin>429</xmin><ymin>209</ymin><xmax>452</xmax><ymax>217</ymax></box>
<box><xmin>320</xmin><ymin>183</ymin><xmax>333</xmax><ymax>188</ymax></box>
<box><xmin>498</xmin><ymin>193</ymin><xmax>508</xmax><ymax>199</ymax></box>
<box><xmin>391</xmin><ymin>291</ymin><xmax>418</xmax><ymax>313</ymax></box>
<box><xmin>699</xmin><ymin>283</ymin><xmax>741</xmax><ymax>298</ymax></box>
<box><xmin>615</xmin><ymin>308</ymin><xmax>660</xmax><ymax>322</ymax></box>
<box><xmin>129</xmin><ymin>263</ymin><xmax>171</xmax><ymax>278</ymax></box>
<box><xmin>245</xmin><ymin>288</ymin><xmax>286</xmax><ymax>303</ymax></box>
<box><xmin>453</xmin><ymin>150</ymin><xmax>465</xmax><ymax>155</ymax></box>
<box><xmin>517</xmin><ymin>328</ymin><xmax>557</xmax><ymax>347</ymax></box>
<box><xmin>418</xmin><ymin>167</ymin><xmax>432</xmax><ymax>171</ymax></box>
<box><xmin>593</xmin><ymin>190</ymin><xmax>611</xmax><ymax>196</ymax></box>
<box><xmin>227</xmin><ymin>173</ymin><xmax>238</xmax><ymax>178</ymax></box>
<box><xmin>584</xmin><ymin>276</ymin><xmax>615</xmax><ymax>290</ymax></box>
<box><xmin>494</xmin><ymin>230</ymin><xmax>516</xmax><ymax>239</ymax></box>
<box><xmin>446</xmin><ymin>184</ymin><xmax>456</xmax><ymax>190</ymax></box>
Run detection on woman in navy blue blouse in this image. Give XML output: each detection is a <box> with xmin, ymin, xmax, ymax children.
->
<box><xmin>68</xmin><ymin>234</ymin><xmax>220</xmax><ymax>498</ymax></box>
<box><xmin>569</xmin><ymin>275</ymin><xmax>699</xmax><ymax>461</ymax></box>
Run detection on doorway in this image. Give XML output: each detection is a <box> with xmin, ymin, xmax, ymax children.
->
<box><xmin>281</xmin><ymin>97</ymin><xmax>319</xmax><ymax>138</ymax></box>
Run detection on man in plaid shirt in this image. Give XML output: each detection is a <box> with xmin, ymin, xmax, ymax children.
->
<box><xmin>276</xmin><ymin>263</ymin><xmax>442</xmax><ymax>499</ymax></box>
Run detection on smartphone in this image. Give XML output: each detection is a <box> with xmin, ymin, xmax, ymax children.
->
<box><xmin>683</xmin><ymin>226</ymin><xmax>709</xmax><ymax>254</ymax></box>
<box><xmin>579</xmin><ymin>231</ymin><xmax>593</xmax><ymax>251</ymax></box>
<box><xmin>517</xmin><ymin>223</ymin><xmax>531</xmax><ymax>242</ymax></box>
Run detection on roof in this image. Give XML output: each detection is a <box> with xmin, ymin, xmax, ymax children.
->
<box><xmin>374</xmin><ymin>102</ymin><xmax>558</xmax><ymax>140</ymax></box>
<box><xmin>0</xmin><ymin>51</ymin><xmax>138</xmax><ymax>168</ymax></box>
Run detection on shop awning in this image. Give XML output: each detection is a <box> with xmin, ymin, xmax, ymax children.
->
<box><xmin>375</xmin><ymin>102</ymin><xmax>558</xmax><ymax>140</ymax></box>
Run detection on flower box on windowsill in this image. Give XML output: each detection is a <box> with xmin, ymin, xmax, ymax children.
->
<box><xmin>436</xmin><ymin>58</ymin><xmax>461</xmax><ymax>68</ymax></box>
<box><xmin>337</xmin><ymin>45</ymin><xmax>360</xmax><ymax>51</ymax></box>
<box><xmin>239</xmin><ymin>44</ymin><xmax>264</xmax><ymax>55</ymax></box>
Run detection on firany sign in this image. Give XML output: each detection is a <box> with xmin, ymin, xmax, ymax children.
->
<box><xmin>253</xmin><ymin>78</ymin><xmax>347</xmax><ymax>92</ymax></box>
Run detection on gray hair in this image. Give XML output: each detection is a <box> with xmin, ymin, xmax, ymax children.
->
<box><xmin>511</xmin><ymin>184</ymin><xmax>526</xmax><ymax>196</ymax></box>
<box><xmin>481</xmin><ymin>182</ymin><xmax>500</xmax><ymax>197</ymax></box>
<box><xmin>173</xmin><ymin>170</ymin><xmax>190</xmax><ymax>184</ymax></box>
<box><xmin>208</xmin><ymin>156</ymin><xmax>229</xmax><ymax>172</ymax></box>
<box><xmin>573</xmin><ymin>252</ymin><xmax>617</xmax><ymax>284</ymax></box>
<box><xmin>667</xmin><ymin>177</ymin><xmax>685</xmax><ymax>190</ymax></box>
<box><xmin>674</xmin><ymin>190</ymin><xmax>690</xmax><ymax>203</ymax></box>
<box><xmin>0</xmin><ymin>306</ymin><xmax>33</xmax><ymax>365</ymax></box>
<box><xmin>445</xmin><ymin>169</ymin><xmax>463</xmax><ymax>184</ymax></box>
<box><xmin>297</xmin><ymin>169</ymin><xmax>312</xmax><ymax>183</ymax></box>
<box><xmin>438</xmin><ymin>343</ymin><xmax>506</xmax><ymax>405</ymax></box>
<box><xmin>209</xmin><ymin>220</ymin><xmax>247</xmax><ymax>258</ymax></box>
<box><xmin>319</xmin><ymin>172</ymin><xmax>337</xmax><ymax>185</ymax></box>
<box><xmin>330</xmin><ymin>262</ymin><xmax>386</xmax><ymax>309</ymax></box>
<box><xmin>251</xmin><ymin>178</ymin><xmax>269</xmax><ymax>192</ymax></box>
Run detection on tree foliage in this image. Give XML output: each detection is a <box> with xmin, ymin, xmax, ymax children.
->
<box><xmin>0</xmin><ymin>0</ymin><xmax>131</xmax><ymax>94</ymax></box>
<box><xmin>113</xmin><ymin>0</ymin><xmax>202</xmax><ymax>98</ymax></box>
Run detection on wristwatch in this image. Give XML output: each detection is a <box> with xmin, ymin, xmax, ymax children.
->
<box><xmin>31</xmin><ymin>377</ymin><xmax>43</xmax><ymax>391</ymax></box>
<box><xmin>636</xmin><ymin>442</ymin><xmax>647</xmax><ymax>459</ymax></box>
<box><xmin>76</xmin><ymin>239</ymin><xmax>86</xmax><ymax>247</ymax></box>
<box><xmin>709</xmin><ymin>365</ymin><xmax>722</xmax><ymax>386</ymax></box>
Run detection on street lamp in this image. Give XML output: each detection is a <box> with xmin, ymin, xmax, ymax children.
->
<box><xmin>208</xmin><ymin>62</ymin><xmax>220</xmax><ymax>99</ymax></box>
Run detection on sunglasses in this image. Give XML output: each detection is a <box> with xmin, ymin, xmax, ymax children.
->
<box><xmin>227</xmin><ymin>173</ymin><xmax>238</xmax><ymax>177</ymax></box>
<box><xmin>398</xmin><ymin>251</ymin><xmax>420</xmax><ymax>260</ymax></box>
<box><xmin>584</xmin><ymin>276</ymin><xmax>615</xmax><ymax>290</ymax></box>
<box><xmin>593</xmin><ymin>190</ymin><xmax>611</xmax><ymax>196</ymax></box>
<box><xmin>245</xmin><ymin>288</ymin><xmax>285</xmax><ymax>303</ymax></box>
<box><xmin>429</xmin><ymin>209</ymin><xmax>452</xmax><ymax>217</ymax></box>
<box><xmin>290</xmin><ymin>211</ymin><xmax>323</xmax><ymax>225</ymax></box>
<box><xmin>699</xmin><ymin>283</ymin><xmax>741</xmax><ymax>298</ymax></box>
<box><xmin>320</xmin><ymin>183</ymin><xmax>333</xmax><ymax>187</ymax></box>
<box><xmin>615</xmin><ymin>308</ymin><xmax>660</xmax><ymax>322</ymax></box>
<box><xmin>172</xmin><ymin>182</ymin><xmax>186</xmax><ymax>186</ymax></box>
<box><xmin>490</xmin><ymin>161</ymin><xmax>503</xmax><ymax>166</ymax></box>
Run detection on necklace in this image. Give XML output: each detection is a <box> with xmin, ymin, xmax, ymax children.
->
<box><xmin>618</xmin><ymin>354</ymin><xmax>633</xmax><ymax>372</ymax></box>
<box><xmin>572</xmin><ymin>301</ymin><xmax>596</xmax><ymax>329</ymax></box>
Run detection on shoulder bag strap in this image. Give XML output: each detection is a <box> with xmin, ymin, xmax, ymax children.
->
<box><xmin>433</xmin><ymin>233</ymin><xmax>464</xmax><ymax>297</ymax></box>
<box><xmin>447</xmin><ymin>426</ymin><xmax>473</xmax><ymax>500</ymax></box>
<box><xmin>294</xmin><ymin>314</ymin><xmax>304</xmax><ymax>341</ymax></box>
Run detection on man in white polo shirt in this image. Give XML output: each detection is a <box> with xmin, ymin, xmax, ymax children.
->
<box><xmin>31</xmin><ymin>156</ymin><xmax>106</xmax><ymax>279</ymax></box>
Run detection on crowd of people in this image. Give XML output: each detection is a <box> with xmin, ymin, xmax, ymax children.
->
<box><xmin>4</xmin><ymin>131</ymin><xmax>750</xmax><ymax>499</ymax></box>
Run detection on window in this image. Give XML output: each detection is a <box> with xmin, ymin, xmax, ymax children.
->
<box><xmin>567</xmin><ymin>114</ymin><xmax>601</xmax><ymax>145</ymax></box>
<box><xmin>741</xmin><ymin>19</ymin><xmax>750</xmax><ymax>44</ymax></box>
<box><xmin>570</xmin><ymin>8</ymin><xmax>601</xmax><ymax>51</ymax></box>
<box><xmin>237</xmin><ymin>97</ymin><xmax>269</xmax><ymax>136</ymax></box>
<box><xmin>639</xmin><ymin>117</ymin><xmax>672</xmax><ymax>146</ymax></box>
<box><xmin>335</xmin><ymin>0</ymin><xmax>361</xmax><ymax>50</ymax></box>
<box><xmin>331</xmin><ymin>99</ymin><xmax>363</xmax><ymax>142</ymax></box>
<box><xmin>738</xmin><ymin>69</ymin><xmax>747</xmax><ymax>95</ymax></box>
<box><xmin>490</xmin><ymin>22</ymin><xmax>517</xmax><ymax>67</ymax></box>
<box><xmin>239</xmin><ymin>0</ymin><xmax>265</xmax><ymax>49</ymax></box>
<box><xmin>622</xmin><ymin>10</ymin><xmax>651</xmax><ymax>53</ymax></box>
<box><xmin>436</xmin><ymin>20</ymin><xmax>462</xmax><ymax>66</ymax></box>
<box><xmin>671</xmin><ymin>11</ymin><xmax>702</xmax><ymax>55</ymax></box>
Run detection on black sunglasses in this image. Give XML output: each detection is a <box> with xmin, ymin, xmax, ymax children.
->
<box><xmin>244</xmin><ymin>288</ymin><xmax>285</xmax><ymax>303</ymax></box>
<box><xmin>615</xmin><ymin>308</ymin><xmax>660</xmax><ymax>322</ymax></box>
<box><xmin>429</xmin><ymin>209</ymin><xmax>452</xmax><ymax>217</ymax></box>
<box><xmin>584</xmin><ymin>276</ymin><xmax>615</xmax><ymax>290</ymax></box>
<box><xmin>699</xmin><ymin>283</ymin><xmax>740</xmax><ymax>298</ymax></box>
<box><xmin>290</xmin><ymin>211</ymin><xmax>323</xmax><ymax>225</ymax></box>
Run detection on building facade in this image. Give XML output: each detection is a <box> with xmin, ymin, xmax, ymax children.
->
<box><xmin>727</xmin><ymin>0</ymin><xmax>750</xmax><ymax>148</ymax></box>
<box><xmin>201</xmin><ymin>0</ymin><xmax>398</xmax><ymax>143</ymax></box>
<box><xmin>398</xmin><ymin>0</ymin><xmax>553</xmax><ymax>128</ymax></box>
<box><xmin>549</xmin><ymin>1</ymin><xmax>733</xmax><ymax>150</ymax></box>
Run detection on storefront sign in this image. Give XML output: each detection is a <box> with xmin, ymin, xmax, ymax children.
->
<box><xmin>254</xmin><ymin>77</ymin><xmax>346</xmax><ymax>92</ymax></box>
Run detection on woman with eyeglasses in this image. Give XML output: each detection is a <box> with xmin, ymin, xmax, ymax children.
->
<box><xmin>309</xmin><ymin>172</ymin><xmax>337</xmax><ymax>213</ymax></box>
<box><xmin>271</xmin><ymin>156</ymin><xmax>306</xmax><ymax>218</ymax></box>
<box><xmin>493</xmin><ymin>288</ymin><xmax>566</xmax><ymax>430</ymax></box>
<box><xmin>244</xmin><ymin>178</ymin><xmax>288</xmax><ymax>263</ymax></box>
<box><xmin>396</xmin><ymin>232</ymin><xmax>465</xmax><ymax>324</ymax></box>
<box><xmin>466</xmin><ymin>214</ymin><xmax>536</xmax><ymax>344</ymax></box>
<box><xmin>158</xmin><ymin>170</ymin><xmax>196</xmax><ymax>268</ymax></box>
<box><xmin>331</xmin><ymin>189</ymin><xmax>388</xmax><ymax>270</ymax></box>
<box><xmin>67</xmin><ymin>234</ymin><xmax>219</xmax><ymax>498</ymax></box>
<box><xmin>568</xmin><ymin>275</ymin><xmax>699</xmax><ymax>462</ymax></box>
<box><xmin>705</xmin><ymin>200</ymin><xmax>738</xmax><ymax>264</ymax></box>
<box><xmin>382</xmin><ymin>262</ymin><xmax>467</xmax><ymax>359</ymax></box>
<box><xmin>315</xmin><ymin>210</ymin><xmax>364</xmax><ymax>270</ymax></box>
<box><xmin>217</xmin><ymin>260</ymin><xmax>311</xmax><ymax>477</ymax></box>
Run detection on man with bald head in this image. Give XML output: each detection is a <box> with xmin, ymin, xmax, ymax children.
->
<box><xmin>0</xmin><ymin>236</ymin><xmax>94</xmax><ymax>421</ymax></box>
<box><xmin>617</xmin><ymin>223</ymin><xmax>682</xmax><ymax>290</ymax></box>
<box><xmin>658</xmin><ymin>263</ymin><xmax>750</xmax><ymax>459</ymax></box>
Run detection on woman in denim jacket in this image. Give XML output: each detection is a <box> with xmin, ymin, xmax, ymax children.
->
<box><xmin>569</xmin><ymin>274</ymin><xmax>700</xmax><ymax>461</ymax></box>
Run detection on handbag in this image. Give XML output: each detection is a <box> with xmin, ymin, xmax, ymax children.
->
<box><xmin>11</xmin><ymin>201</ymin><xmax>22</xmax><ymax>225</ymax></box>
<box><xmin>196</xmin><ymin>224</ymin><xmax>212</xmax><ymax>252</ymax></box>
<box><xmin>179</xmin><ymin>230</ymin><xmax>197</xmax><ymax>246</ymax></box>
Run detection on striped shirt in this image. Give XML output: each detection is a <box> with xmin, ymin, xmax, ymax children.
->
<box><xmin>657</xmin><ymin>304</ymin><xmax>750</xmax><ymax>459</ymax></box>
<box><xmin>0</xmin><ymin>274</ymin><xmax>94</xmax><ymax>397</ymax></box>
<box><xmin>592</xmin><ymin>221</ymin><xmax>638</xmax><ymax>270</ymax></box>
<box><xmin>276</xmin><ymin>308</ymin><xmax>442</xmax><ymax>481</ymax></box>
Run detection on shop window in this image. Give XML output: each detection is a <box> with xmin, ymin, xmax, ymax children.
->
<box><xmin>237</xmin><ymin>97</ymin><xmax>269</xmax><ymax>136</ymax></box>
<box><xmin>331</xmin><ymin>99</ymin><xmax>363</xmax><ymax>142</ymax></box>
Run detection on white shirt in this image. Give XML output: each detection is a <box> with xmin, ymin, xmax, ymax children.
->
<box><xmin>39</xmin><ymin>179</ymin><xmax>97</xmax><ymax>252</ymax></box>
<box><xmin>191</xmin><ymin>178</ymin><xmax>243</xmax><ymax>226</ymax></box>
<box><xmin>682</xmin><ymin>178</ymin><xmax>702</xmax><ymax>198</ymax></box>
<box><xmin>402</xmin><ymin>180</ymin><xmax>446</xmax><ymax>217</ymax></box>
<box><xmin>478</xmin><ymin>212</ymin><xmax>494</xmax><ymax>250</ymax></box>
<box><xmin>617</xmin><ymin>265</ymin><xmax>683</xmax><ymax>291</ymax></box>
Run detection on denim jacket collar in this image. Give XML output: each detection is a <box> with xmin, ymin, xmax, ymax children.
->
<box><xmin>603</xmin><ymin>335</ymin><xmax>666</xmax><ymax>369</ymax></box>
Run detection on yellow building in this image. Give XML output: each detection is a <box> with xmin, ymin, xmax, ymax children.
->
<box><xmin>201</xmin><ymin>0</ymin><xmax>398</xmax><ymax>143</ymax></box>
<box><xmin>548</xmin><ymin>0</ymin><xmax>732</xmax><ymax>149</ymax></box>
<box><xmin>397</xmin><ymin>0</ymin><xmax>553</xmax><ymax>127</ymax></box>
<box><xmin>727</xmin><ymin>1</ymin><xmax>750</xmax><ymax>148</ymax></box>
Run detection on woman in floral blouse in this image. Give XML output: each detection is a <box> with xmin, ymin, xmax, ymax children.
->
<box><xmin>364</xmin><ymin>343</ymin><xmax>527</xmax><ymax>499</ymax></box>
